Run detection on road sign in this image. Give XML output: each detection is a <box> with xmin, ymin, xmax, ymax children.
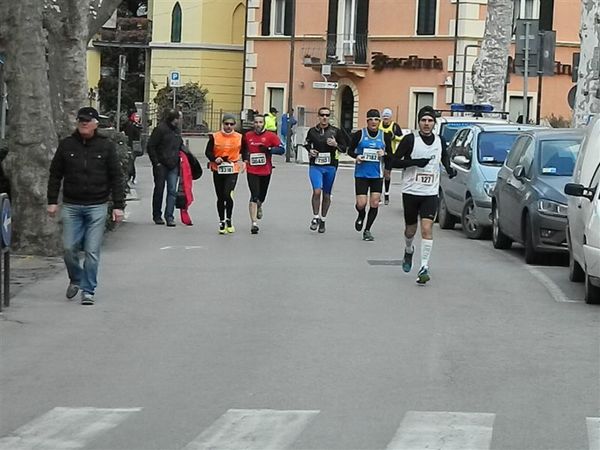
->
<box><xmin>515</xmin><ymin>20</ymin><xmax>539</xmax><ymax>55</ymax></box>
<box><xmin>1</xmin><ymin>195</ymin><xmax>11</xmax><ymax>248</ymax></box>
<box><xmin>169</xmin><ymin>70</ymin><xmax>182</xmax><ymax>88</ymax></box>
<box><xmin>118</xmin><ymin>55</ymin><xmax>127</xmax><ymax>81</ymax></box>
<box><xmin>312</xmin><ymin>81</ymin><xmax>338</xmax><ymax>90</ymax></box>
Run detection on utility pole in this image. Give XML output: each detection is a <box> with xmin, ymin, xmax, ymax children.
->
<box><xmin>523</xmin><ymin>21</ymin><xmax>530</xmax><ymax>123</ymax></box>
<box><xmin>285</xmin><ymin>0</ymin><xmax>296</xmax><ymax>163</ymax></box>
<box><xmin>451</xmin><ymin>0</ymin><xmax>461</xmax><ymax>103</ymax></box>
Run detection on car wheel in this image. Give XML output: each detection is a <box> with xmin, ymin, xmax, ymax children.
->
<box><xmin>584</xmin><ymin>268</ymin><xmax>600</xmax><ymax>304</ymax></box>
<box><xmin>524</xmin><ymin>213</ymin><xmax>540</xmax><ymax>265</ymax></box>
<box><xmin>492</xmin><ymin>204</ymin><xmax>512</xmax><ymax>249</ymax></box>
<box><xmin>567</xmin><ymin>227</ymin><xmax>584</xmax><ymax>282</ymax></box>
<box><xmin>438</xmin><ymin>191</ymin><xmax>456</xmax><ymax>230</ymax></box>
<box><xmin>461</xmin><ymin>197</ymin><xmax>485</xmax><ymax>239</ymax></box>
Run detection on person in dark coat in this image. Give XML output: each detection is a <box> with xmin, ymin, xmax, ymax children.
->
<box><xmin>147</xmin><ymin>109</ymin><xmax>182</xmax><ymax>226</ymax></box>
<box><xmin>124</xmin><ymin>112</ymin><xmax>142</xmax><ymax>184</ymax></box>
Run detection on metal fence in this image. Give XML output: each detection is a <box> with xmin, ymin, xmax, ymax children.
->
<box><xmin>301</xmin><ymin>33</ymin><xmax>368</xmax><ymax>66</ymax></box>
<box><xmin>149</xmin><ymin>100</ymin><xmax>240</xmax><ymax>134</ymax></box>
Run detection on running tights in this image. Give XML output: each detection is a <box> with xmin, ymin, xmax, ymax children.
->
<box><xmin>213</xmin><ymin>172</ymin><xmax>238</xmax><ymax>221</ymax></box>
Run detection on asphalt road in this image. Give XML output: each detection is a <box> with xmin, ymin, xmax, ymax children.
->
<box><xmin>1</xmin><ymin>156</ymin><xmax>599</xmax><ymax>450</ymax></box>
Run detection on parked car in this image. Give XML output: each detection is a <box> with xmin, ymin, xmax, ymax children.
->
<box><xmin>438</xmin><ymin>123</ymin><xmax>540</xmax><ymax>238</ymax></box>
<box><xmin>434</xmin><ymin>104</ymin><xmax>509</xmax><ymax>143</ymax></box>
<box><xmin>564</xmin><ymin>117</ymin><xmax>600</xmax><ymax>304</ymax></box>
<box><xmin>491</xmin><ymin>129</ymin><xmax>584</xmax><ymax>264</ymax></box>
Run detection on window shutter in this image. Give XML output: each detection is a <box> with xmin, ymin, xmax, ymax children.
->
<box><xmin>417</xmin><ymin>0</ymin><xmax>436</xmax><ymax>35</ymax></box>
<box><xmin>262</xmin><ymin>0</ymin><xmax>272</xmax><ymax>36</ymax></box>
<box><xmin>326</xmin><ymin>0</ymin><xmax>338</xmax><ymax>58</ymax></box>
<box><xmin>356</xmin><ymin>0</ymin><xmax>369</xmax><ymax>63</ymax></box>
<box><xmin>284</xmin><ymin>0</ymin><xmax>293</xmax><ymax>36</ymax></box>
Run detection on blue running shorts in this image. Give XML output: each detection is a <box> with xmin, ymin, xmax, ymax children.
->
<box><xmin>309</xmin><ymin>165</ymin><xmax>337</xmax><ymax>194</ymax></box>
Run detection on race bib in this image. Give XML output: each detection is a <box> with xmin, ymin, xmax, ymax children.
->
<box><xmin>362</xmin><ymin>149</ymin><xmax>380</xmax><ymax>162</ymax></box>
<box><xmin>415</xmin><ymin>172</ymin><xmax>435</xmax><ymax>185</ymax></box>
<box><xmin>315</xmin><ymin>153</ymin><xmax>331</xmax><ymax>165</ymax></box>
<box><xmin>217</xmin><ymin>162</ymin><xmax>235</xmax><ymax>174</ymax></box>
<box><xmin>250</xmin><ymin>153</ymin><xmax>267</xmax><ymax>166</ymax></box>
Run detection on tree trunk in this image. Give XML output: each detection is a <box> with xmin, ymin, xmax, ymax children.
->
<box><xmin>573</xmin><ymin>0</ymin><xmax>600</xmax><ymax>127</ymax></box>
<box><xmin>471</xmin><ymin>0</ymin><xmax>514</xmax><ymax>111</ymax></box>
<box><xmin>3</xmin><ymin>1</ymin><xmax>62</xmax><ymax>255</ymax></box>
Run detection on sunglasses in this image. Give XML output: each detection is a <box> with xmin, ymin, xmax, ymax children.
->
<box><xmin>223</xmin><ymin>122</ymin><xmax>236</xmax><ymax>126</ymax></box>
<box><xmin>319</xmin><ymin>113</ymin><xmax>330</xmax><ymax>117</ymax></box>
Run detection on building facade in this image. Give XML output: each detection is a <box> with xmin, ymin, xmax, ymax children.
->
<box><xmin>244</xmin><ymin>0</ymin><xmax>580</xmax><ymax>135</ymax></box>
<box><xmin>148</xmin><ymin>0</ymin><xmax>246</xmax><ymax>125</ymax></box>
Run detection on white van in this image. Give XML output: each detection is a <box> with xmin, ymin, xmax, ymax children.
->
<box><xmin>564</xmin><ymin>116</ymin><xmax>600</xmax><ymax>304</ymax></box>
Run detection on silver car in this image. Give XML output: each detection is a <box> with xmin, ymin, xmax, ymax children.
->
<box><xmin>438</xmin><ymin>123</ymin><xmax>541</xmax><ymax>239</ymax></box>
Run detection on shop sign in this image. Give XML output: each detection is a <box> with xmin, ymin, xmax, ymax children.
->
<box><xmin>371</xmin><ymin>52</ymin><xmax>443</xmax><ymax>71</ymax></box>
<box><xmin>508</xmin><ymin>56</ymin><xmax>574</xmax><ymax>76</ymax></box>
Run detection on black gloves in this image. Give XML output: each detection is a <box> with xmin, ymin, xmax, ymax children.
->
<box><xmin>259</xmin><ymin>144</ymin><xmax>270</xmax><ymax>153</ymax></box>
<box><xmin>447</xmin><ymin>167</ymin><xmax>457</xmax><ymax>179</ymax></box>
<box><xmin>413</xmin><ymin>158</ymin><xmax>431</xmax><ymax>168</ymax></box>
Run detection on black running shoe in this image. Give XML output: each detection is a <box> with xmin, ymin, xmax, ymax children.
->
<box><xmin>251</xmin><ymin>224</ymin><xmax>259</xmax><ymax>234</ymax></box>
<box><xmin>362</xmin><ymin>230</ymin><xmax>374</xmax><ymax>241</ymax></box>
<box><xmin>355</xmin><ymin>215</ymin><xmax>364</xmax><ymax>232</ymax></box>
<box><xmin>402</xmin><ymin>251</ymin><xmax>413</xmax><ymax>273</ymax></box>
<box><xmin>318</xmin><ymin>220</ymin><xmax>326</xmax><ymax>233</ymax></box>
<box><xmin>416</xmin><ymin>266</ymin><xmax>430</xmax><ymax>285</ymax></box>
<box><xmin>384</xmin><ymin>194</ymin><xmax>390</xmax><ymax>206</ymax></box>
<box><xmin>310</xmin><ymin>218</ymin><xmax>319</xmax><ymax>231</ymax></box>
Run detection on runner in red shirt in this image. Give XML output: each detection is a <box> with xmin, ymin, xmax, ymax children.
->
<box><xmin>243</xmin><ymin>114</ymin><xmax>285</xmax><ymax>234</ymax></box>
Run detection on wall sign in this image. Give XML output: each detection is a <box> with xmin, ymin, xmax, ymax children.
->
<box><xmin>371</xmin><ymin>52</ymin><xmax>443</xmax><ymax>71</ymax></box>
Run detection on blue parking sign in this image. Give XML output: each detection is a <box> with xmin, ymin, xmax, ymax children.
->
<box><xmin>169</xmin><ymin>70</ymin><xmax>181</xmax><ymax>87</ymax></box>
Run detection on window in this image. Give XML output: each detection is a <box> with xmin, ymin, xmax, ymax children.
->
<box><xmin>412</xmin><ymin>92</ymin><xmax>434</xmax><ymax>128</ymax></box>
<box><xmin>171</xmin><ymin>2</ymin><xmax>182</xmax><ymax>43</ymax></box>
<box><xmin>261</xmin><ymin>0</ymin><xmax>292</xmax><ymax>36</ymax></box>
<box><xmin>514</xmin><ymin>0</ymin><xmax>540</xmax><ymax>19</ymax></box>
<box><xmin>267</xmin><ymin>87</ymin><xmax>284</xmax><ymax>115</ymax></box>
<box><xmin>518</xmin><ymin>139</ymin><xmax>536</xmax><ymax>178</ymax></box>
<box><xmin>417</xmin><ymin>0</ymin><xmax>436</xmax><ymax>35</ymax></box>
<box><xmin>505</xmin><ymin>136</ymin><xmax>529</xmax><ymax>169</ymax></box>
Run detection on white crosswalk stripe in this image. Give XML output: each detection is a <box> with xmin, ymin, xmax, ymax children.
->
<box><xmin>182</xmin><ymin>408</ymin><xmax>319</xmax><ymax>450</ymax></box>
<box><xmin>385</xmin><ymin>411</ymin><xmax>496</xmax><ymax>450</ymax></box>
<box><xmin>0</xmin><ymin>407</ymin><xmax>141</xmax><ymax>450</ymax></box>
<box><xmin>588</xmin><ymin>417</ymin><xmax>600</xmax><ymax>450</ymax></box>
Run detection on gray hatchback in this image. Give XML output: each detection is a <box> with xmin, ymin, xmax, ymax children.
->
<box><xmin>491</xmin><ymin>128</ymin><xmax>584</xmax><ymax>264</ymax></box>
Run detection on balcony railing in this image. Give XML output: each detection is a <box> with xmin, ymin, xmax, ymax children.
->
<box><xmin>302</xmin><ymin>33</ymin><xmax>368</xmax><ymax>66</ymax></box>
<box><xmin>96</xmin><ymin>18</ymin><xmax>152</xmax><ymax>45</ymax></box>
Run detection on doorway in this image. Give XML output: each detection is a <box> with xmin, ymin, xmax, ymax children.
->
<box><xmin>340</xmin><ymin>86</ymin><xmax>354</xmax><ymax>136</ymax></box>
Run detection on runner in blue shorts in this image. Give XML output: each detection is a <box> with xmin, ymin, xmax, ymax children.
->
<box><xmin>305</xmin><ymin>107</ymin><xmax>347</xmax><ymax>233</ymax></box>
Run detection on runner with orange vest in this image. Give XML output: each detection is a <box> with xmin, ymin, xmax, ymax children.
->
<box><xmin>205</xmin><ymin>113</ymin><xmax>248</xmax><ymax>234</ymax></box>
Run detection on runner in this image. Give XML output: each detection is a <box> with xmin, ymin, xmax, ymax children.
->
<box><xmin>392</xmin><ymin>105</ymin><xmax>456</xmax><ymax>284</ymax></box>
<box><xmin>347</xmin><ymin>109</ymin><xmax>392</xmax><ymax>241</ymax></box>
<box><xmin>243</xmin><ymin>114</ymin><xmax>284</xmax><ymax>234</ymax></box>
<box><xmin>205</xmin><ymin>113</ymin><xmax>248</xmax><ymax>234</ymax></box>
<box><xmin>305</xmin><ymin>106</ymin><xmax>348</xmax><ymax>233</ymax></box>
<box><xmin>379</xmin><ymin>108</ymin><xmax>405</xmax><ymax>205</ymax></box>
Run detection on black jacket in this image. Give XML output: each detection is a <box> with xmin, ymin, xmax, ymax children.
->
<box><xmin>305</xmin><ymin>124</ymin><xmax>348</xmax><ymax>167</ymax></box>
<box><xmin>47</xmin><ymin>131</ymin><xmax>125</xmax><ymax>209</ymax></box>
<box><xmin>147</xmin><ymin>121</ymin><xmax>183</xmax><ymax>169</ymax></box>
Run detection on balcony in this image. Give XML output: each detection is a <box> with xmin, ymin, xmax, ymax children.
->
<box><xmin>301</xmin><ymin>34</ymin><xmax>369</xmax><ymax>77</ymax></box>
<box><xmin>94</xmin><ymin>17</ymin><xmax>152</xmax><ymax>47</ymax></box>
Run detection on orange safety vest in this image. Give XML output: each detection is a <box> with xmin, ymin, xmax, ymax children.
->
<box><xmin>209</xmin><ymin>131</ymin><xmax>243</xmax><ymax>173</ymax></box>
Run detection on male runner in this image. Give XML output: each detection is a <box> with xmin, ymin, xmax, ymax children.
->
<box><xmin>243</xmin><ymin>114</ymin><xmax>284</xmax><ymax>234</ymax></box>
<box><xmin>347</xmin><ymin>109</ymin><xmax>392</xmax><ymax>241</ymax></box>
<box><xmin>379</xmin><ymin>108</ymin><xmax>404</xmax><ymax>205</ymax></box>
<box><xmin>392</xmin><ymin>106</ymin><xmax>456</xmax><ymax>284</ymax></box>
<box><xmin>305</xmin><ymin>106</ymin><xmax>347</xmax><ymax>233</ymax></box>
<box><xmin>205</xmin><ymin>113</ymin><xmax>248</xmax><ymax>234</ymax></box>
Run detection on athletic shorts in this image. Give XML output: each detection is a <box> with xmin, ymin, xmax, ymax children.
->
<box><xmin>402</xmin><ymin>193</ymin><xmax>438</xmax><ymax>225</ymax></box>
<box><xmin>247</xmin><ymin>173</ymin><xmax>271</xmax><ymax>203</ymax></box>
<box><xmin>355</xmin><ymin>177</ymin><xmax>384</xmax><ymax>196</ymax></box>
<box><xmin>309</xmin><ymin>165</ymin><xmax>337</xmax><ymax>194</ymax></box>
<box><xmin>384</xmin><ymin>154</ymin><xmax>394</xmax><ymax>171</ymax></box>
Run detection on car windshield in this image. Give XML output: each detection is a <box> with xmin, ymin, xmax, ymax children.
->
<box><xmin>440</xmin><ymin>122</ymin><xmax>472</xmax><ymax>142</ymax></box>
<box><xmin>477</xmin><ymin>132</ymin><xmax>520</xmax><ymax>165</ymax></box>
<box><xmin>538</xmin><ymin>139</ymin><xmax>581</xmax><ymax>176</ymax></box>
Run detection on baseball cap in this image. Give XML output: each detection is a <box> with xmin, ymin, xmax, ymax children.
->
<box><xmin>76</xmin><ymin>107</ymin><xmax>100</xmax><ymax>122</ymax></box>
<box><xmin>382</xmin><ymin>108</ymin><xmax>393</xmax><ymax>119</ymax></box>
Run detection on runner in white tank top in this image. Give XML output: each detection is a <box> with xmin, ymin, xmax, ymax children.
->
<box><xmin>391</xmin><ymin>106</ymin><xmax>457</xmax><ymax>285</ymax></box>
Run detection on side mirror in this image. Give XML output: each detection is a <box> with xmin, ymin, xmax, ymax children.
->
<box><xmin>452</xmin><ymin>155</ymin><xmax>470</xmax><ymax>166</ymax></box>
<box><xmin>513</xmin><ymin>165</ymin><xmax>525</xmax><ymax>180</ymax></box>
<box><xmin>564</xmin><ymin>183</ymin><xmax>595</xmax><ymax>200</ymax></box>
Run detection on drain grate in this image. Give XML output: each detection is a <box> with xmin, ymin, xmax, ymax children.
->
<box><xmin>367</xmin><ymin>260</ymin><xmax>403</xmax><ymax>266</ymax></box>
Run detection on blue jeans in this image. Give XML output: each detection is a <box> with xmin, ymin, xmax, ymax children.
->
<box><xmin>61</xmin><ymin>203</ymin><xmax>108</xmax><ymax>295</ymax></box>
<box><xmin>152</xmin><ymin>165</ymin><xmax>179</xmax><ymax>221</ymax></box>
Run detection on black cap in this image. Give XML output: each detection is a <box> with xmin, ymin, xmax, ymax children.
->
<box><xmin>366</xmin><ymin>109</ymin><xmax>381</xmax><ymax>119</ymax></box>
<box><xmin>77</xmin><ymin>107</ymin><xmax>100</xmax><ymax>122</ymax></box>
<box><xmin>269</xmin><ymin>107</ymin><xmax>278</xmax><ymax>114</ymax></box>
<box><xmin>418</xmin><ymin>106</ymin><xmax>436</xmax><ymax>121</ymax></box>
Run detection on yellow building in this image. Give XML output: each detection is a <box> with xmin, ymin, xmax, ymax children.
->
<box><xmin>148</xmin><ymin>0</ymin><xmax>246</xmax><ymax>123</ymax></box>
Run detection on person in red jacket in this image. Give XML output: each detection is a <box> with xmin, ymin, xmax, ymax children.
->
<box><xmin>243</xmin><ymin>114</ymin><xmax>284</xmax><ymax>234</ymax></box>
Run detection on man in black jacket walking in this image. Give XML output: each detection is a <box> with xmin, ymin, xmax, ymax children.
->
<box><xmin>47</xmin><ymin>107</ymin><xmax>125</xmax><ymax>305</ymax></box>
<box><xmin>147</xmin><ymin>109</ymin><xmax>182</xmax><ymax>226</ymax></box>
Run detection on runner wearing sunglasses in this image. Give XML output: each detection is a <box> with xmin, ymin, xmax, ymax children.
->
<box><xmin>304</xmin><ymin>107</ymin><xmax>348</xmax><ymax>233</ymax></box>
